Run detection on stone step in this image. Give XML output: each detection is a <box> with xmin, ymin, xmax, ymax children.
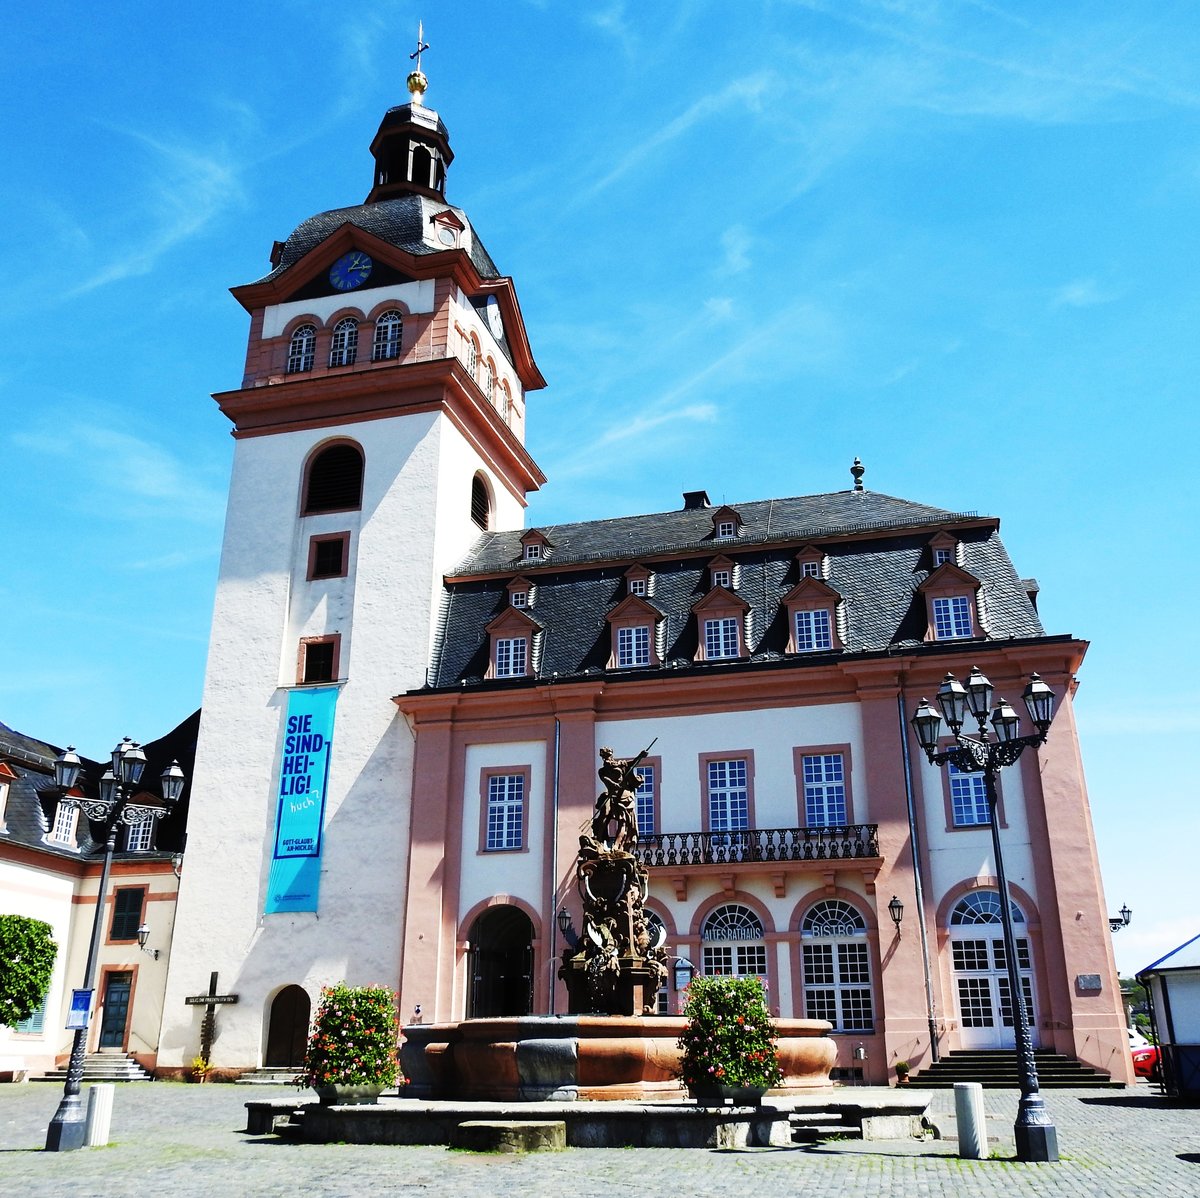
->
<box><xmin>908</xmin><ymin>1050</ymin><xmax>1121</xmax><ymax>1089</ymax></box>
<box><xmin>32</xmin><ymin>1052</ymin><xmax>155</xmax><ymax>1083</ymax></box>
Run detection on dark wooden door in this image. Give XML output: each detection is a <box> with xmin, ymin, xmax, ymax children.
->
<box><xmin>99</xmin><ymin>972</ymin><xmax>132</xmax><ymax>1048</ymax></box>
<box><xmin>265</xmin><ymin>985</ymin><xmax>311</xmax><ymax>1067</ymax></box>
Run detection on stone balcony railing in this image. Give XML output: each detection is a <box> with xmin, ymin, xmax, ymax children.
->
<box><xmin>636</xmin><ymin>824</ymin><xmax>880</xmax><ymax>868</ymax></box>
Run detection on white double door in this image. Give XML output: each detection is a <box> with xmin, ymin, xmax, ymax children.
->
<box><xmin>950</xmin><ymin>929</ymin><xmax>1038</xmax><ymax>1050</ymax></box>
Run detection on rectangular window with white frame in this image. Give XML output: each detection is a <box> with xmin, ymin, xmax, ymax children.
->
<box><xmin>616</xmin><ymin>625</ymin><xmax>651</xmax><ymax>668</ymax></box>
<box><xmin>125</xmin><ymin>818</ymin><xmax>155</xmax><ymax>852</ymax></box>
<box><xmin>706</xmin><ymin>759</ymin><xmax>749</xmax><ymax>831</ymax></box>
<box><xmin>800</xmin><ymin>560</ymin><xmax>821</xmax><ymax>578</ymax></box>
<box><xmin>635</xmin><ymin>763</ymin><xmax>656</xmax><ymax>835</ymax></box>
<box><xmin>802</xmin><ymin>753</ymin><xmax>847</xmax><ymax>826</ymax></box>
<box><xmin>711</xmin><ymin>568</ymin><xmax>732</xmax><ymax>590</ymax></box>
<box><xmin>933</xmin><ymin>547</ymin><xmax>954</xmax><ymax>567</ymax></box>
<box><xmin>494</xmin><ymin>636</ymin><xmax>528</xmax><ymax>677</ymax></box>
<box><xmin>949</xmin><ymin>762</ymin><xmax>991</xmax><ymax>827</ymax></box>
<box><xmin>704</xmin><ymin>617</ymin><xmax>739</xmax><ymax>659</ymax></box>
<box><xmin>49</xmin><ymin>801</ymin><xmax>78</xmax><ymax>845</ymax></box>
<box><xmin>794</xmin><ymin>608</ymin><xmax>833</xmax><ymax>652</ymax></box>
<box><xmin>932</xmin><ymin>595</ymin><xmax>973</xmax><ymax>639</ymax></box>
<box><xmin>628</xmin><ymin>577</ymin><xmax>647</xmax><ymax>596</ymax></box>
<box><xmin>484</xmin><ymin>772</ymin><xmax>525</xmax><ymax>851</ymax></box>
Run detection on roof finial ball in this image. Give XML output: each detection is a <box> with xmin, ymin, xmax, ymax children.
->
<box><xmin>407</xmin><ymin>20</ymin><xmax>430</xmax><ymax>105</ymax></box>
<box><xmin>851</xmin><ymin>457</ymin><xmax>866</xmax><ymax>492</ymax></box>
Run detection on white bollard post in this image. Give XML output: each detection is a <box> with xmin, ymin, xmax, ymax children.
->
<box><xmin>84</xmin><ymin>1083</ymin><xmax>115</xmax><ymax>1148</ymax></box>
<box><xmin>954</xmin><ymin>1081</ymin><xmax>987</xmax><ymax>1159</ymax></box>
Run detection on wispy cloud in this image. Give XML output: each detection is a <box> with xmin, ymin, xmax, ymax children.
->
<box><xmin>65</xmin><ymin>129</ymin><xmax>243</xmax><ymax>297</ymax></box>
<box><xmin>594</xmin><ymin>402</ymin><xmax>718</xmax><ymax>450</ymax></box>
<box><xmin>1051</xmin><ymin>277</ymin><xmax>1119</xmax><ymax>309</ymax></box>
<box><xmin>12</xmin><ymin>418</ymin><xmax>225</xmax><ymax>527</ymax></box>
<box><xmin>720</xmin><ymin>225</ymin><xmax>752</xmax><ymax>274</ymax></box>
<box><xmin>576</xmin><ymin>72</ymin><xmax>775</xmax><ymax>201</ymax></box>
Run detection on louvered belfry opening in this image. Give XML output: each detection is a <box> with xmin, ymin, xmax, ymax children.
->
<box><xmin>304</xmin><ymin>444</ymin><xmax>364</xmax><ymax>514</ymax></box>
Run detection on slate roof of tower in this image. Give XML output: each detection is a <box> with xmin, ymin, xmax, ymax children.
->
<box><xmin>424</xmin><ymin>489</ymin><xmax>1048</xmax><ymax>690</ymax></box>
<box><xmin>252</xmin><ymin>193</ymin><xmax>501</xmax><ymax>286</ymax></box>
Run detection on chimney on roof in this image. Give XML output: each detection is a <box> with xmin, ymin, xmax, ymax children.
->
<box><xmin>851</xmin><ymin>458</ymin><xmax>865</xmax><ymax>491</ymax></box>
<box><xmin>682</xmin><ymin>490</ymin><xmax>711</xmax><ymax>510</ymax></box>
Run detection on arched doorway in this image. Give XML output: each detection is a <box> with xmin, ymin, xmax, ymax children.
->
<box><xmin>264</xmin><ymin>985</ymin><xmax>311</xmax><ymax>1068</ymax></box>
<box><xmin>949</xmin><ymin>891</ymin><xmax>1038</xmax><ymax>1050</ymax></box>
<box><xmin>467</xmin><ymin>906</ymin><xmax>534</xmax><ymax>1018</ymax></box>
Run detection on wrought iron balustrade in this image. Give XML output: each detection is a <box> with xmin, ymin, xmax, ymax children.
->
<box><xmin>637</xmin><ymin>824</ymin><xmax>879</xmax><ymax>867</ymax></box>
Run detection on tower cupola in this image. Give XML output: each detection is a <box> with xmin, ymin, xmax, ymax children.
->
<box><xmin>366</xmin><ymin>34</ymin><xmax>453</xmax><ymax>203</ymax></box>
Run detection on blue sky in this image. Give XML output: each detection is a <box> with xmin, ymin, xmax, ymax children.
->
<box><xmin>2</xmin><ymin>2</ymin><xmax>1197</xmax><ymax>978</ymax></box>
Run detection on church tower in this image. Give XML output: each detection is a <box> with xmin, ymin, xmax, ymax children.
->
<box><xmin>159</xmin><ymin>63</ymin><xmax>546</xmax><ymax>1071</ymax></box>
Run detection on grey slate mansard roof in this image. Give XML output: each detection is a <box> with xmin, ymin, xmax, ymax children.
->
<box><xmin>252</xmin><ymin>193</ymin><xmax>501</xmax><ymax>286</ymax></box>
<box><xmin>0</xmin><ymin>714</ymin><xmax>198</xmax><ymax>861</ymax></box>
<box><xmin>425</xmin><ymin>489</ymin><xmax>1047</xmax><ymax>690</ymax></box>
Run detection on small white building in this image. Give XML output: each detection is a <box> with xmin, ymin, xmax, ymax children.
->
<box><xmin>1138</xmin><ymin>933</ymin><xmax>1200</xmax><ymax>1098</ymax></box>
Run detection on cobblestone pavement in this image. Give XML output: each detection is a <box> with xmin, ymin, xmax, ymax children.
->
<box><xmin>1</xmin><ymin>1082</ymin><xmax>1196</xmax><ymax>1198</ymax></box>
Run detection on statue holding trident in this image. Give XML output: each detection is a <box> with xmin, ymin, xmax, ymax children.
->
<box><xmin>591</xmin><ymin>739</ymin><xmax>656</xmax><ymax>854</ymax></box>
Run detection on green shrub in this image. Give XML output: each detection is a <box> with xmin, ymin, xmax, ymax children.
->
<box><xmin>676</xmin><ymin>975</ymin><xmax>783</xmax><ymax>1090</ymax></box>
<box><xmin>0</xmin><ymin>915</ymin><xmax>57</xmax><ymax>1027</ymax></box>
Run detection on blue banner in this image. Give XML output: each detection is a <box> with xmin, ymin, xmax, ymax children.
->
<box><xmin>265</xmin><ymin>687</ymin><xmax>338</xmax><ymax>913</ymax></box>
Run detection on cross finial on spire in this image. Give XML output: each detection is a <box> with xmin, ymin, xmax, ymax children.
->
<box><xmin>407</xmin><ymin>21</ymin><xmax>430</xmax><ymax>104</ymax></box>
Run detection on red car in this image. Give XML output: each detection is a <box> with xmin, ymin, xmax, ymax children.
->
<box><xmin>1129</xmin><ymin>1028</ymin><xmax>1160</xmax><ymax>1078</ymax></box>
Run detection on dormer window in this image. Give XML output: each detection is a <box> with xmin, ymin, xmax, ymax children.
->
<box><xmin>625</xmin><ymin>565</ymin><xmax>651</xmax><ymax>597</ymax></box>
<box><xmin>431</xmin><ymin>208</ymin><xmax>464</xmax><ymax>248</ymax></box>
<box><xmin>796</xmin><ymin>545</ymin><xmax>825</xmax><ymax>580</ymax></box>
<box><xmin>710</xmin><ymin>505</ymin><xmax>744</xmax><ymax>540</ymax></box>
<box><xmin>49</xmin><ymin>801</ymin><xmax>78</xmax><ymax>846</ymax></box>
<box><xmin>707</xmin><ymin>555</ymin><xmax>735</xmax><ymax>592</ymax></box>
<box><xmin>485</xmin><ymin>607</ymin><xmax>539</xmax><ymax>680</ymax></box>
<box><xmin>929</xmin><ymin>531</ymin><xmax>959</xmax><ymax>570</ymax></box>
<box><xmin>507</xmin><ymin>576</ymin><xmax>533</xmax><ymax>609</ymax></box>
<box><xmin>692</xmin><ymin>588</ymin><xmax>750</xmax><ymax>662</ymax></box>
<box><xmin>784</xmin><ymin>576</ymin><xmax>843</xmax><ymax>654</ymax></box>
<box><xmin>932</xmin><ymin>596</ymin><xmax>972</xmax><ymax>639</ymax></box>
<box><xmin>519</xmin><ymin>530</ymin><xmax>552</xmax><ymax>563</ymax></box>
<box><xmin>126</xmin><ymin>818</ymin><xmax>155</xmax><ymax>852</ymax></box>
<box><xmin>606</xmin><ymin>593</ymin><xmax>663</xmax><ymax>670</ymax></box>
<box><xmin>918</xmin><ymin>562</ymin><xmax>982</xmax><ymax>642</ymax></box>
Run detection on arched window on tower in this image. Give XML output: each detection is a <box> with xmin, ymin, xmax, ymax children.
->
<box><xmin>471</xmin><ymin>473</ymin><xmax>492</xmax><ymax>530</ymax></box>
<box><xmin>303</xmin><ymin>442</ymin><xmax>364</xmax><ymax>515</ymax></box>
<box><xmin>701</xmin><ymin>904</ymin><xmax>766</xmax><ymax>979</ymax></box>
<box><xmin>465</xmin><ymin>334</ymin><xmax>478</xmax><ymax>380</ymax></box>
<box><xmin>286</xmin><ymin>324</ymin><xmax>316</xmax><ymax>374</ymax></box>
<box><xmin>372</xmin><ymin>310</ymin><xmax>403</xmax><ymax>361</ymax></box>
<box><xmin>485</xmin><ymin>361</ymin><xmax>496</xmax><ymax>404</ymax></box>
<box><xmin>329</xmin><ymin>317</ymin><xmax>359</xmax><ymax>368</ymax></box>
<box><xmin>800</xmin><ymin>899</ymin><xmax>874</xmax><ymax>1032</ymax></box>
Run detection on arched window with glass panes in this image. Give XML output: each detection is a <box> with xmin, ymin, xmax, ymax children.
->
<box><xmin>372</xmin><ymin>310</ymin><xmax>403</xmax><ymax>361</ymax></box>
<box><xmin>800</xmin><ymin>899</ymin><xmax>874</xmax><ymax>1032</ymax></box>
<box><xmin>286</xmin><ymin>324</ymin><xmax>316</xmax><ymax>374</ymax></box>
<box><xmin>329</xmin><ymin>317</ymin><xmax>359</xmax><ymax>368</ymax></box>
<box><xmin>701</xmin><ymin>904</ymin><xmax>767</xmax><ymax>978</ymax></box>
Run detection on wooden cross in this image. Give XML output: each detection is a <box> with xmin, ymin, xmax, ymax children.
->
<box><xmin>410</xmin><ymin>21</ymin><xmax>430</xmax><ymax>71</ymax></box>
<box><xmin>184</xmin><ymin>971</ymin><xmax>239</xmax><ymax>1061</ymax></box>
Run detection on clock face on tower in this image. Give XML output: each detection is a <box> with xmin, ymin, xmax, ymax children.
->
<box><xmin>329</xmin><ymin>251</ymin><xmax>373</xmax><ymax>291</ymax></box>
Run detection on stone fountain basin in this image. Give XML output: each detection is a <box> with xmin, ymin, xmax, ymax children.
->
<box><xmin>401</xmin><ymin>1015</ymin><xmax>836</xmax><ymax>1102</ymax></box>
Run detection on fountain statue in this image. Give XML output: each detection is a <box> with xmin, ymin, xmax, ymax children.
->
<box><xmin>559</xmin><ymin>744</ymin><xmax>669</xmax><ymax>1016</ymax></box>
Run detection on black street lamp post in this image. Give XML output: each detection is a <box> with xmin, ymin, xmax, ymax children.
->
<box><xmin>911</xmin><ymin>667</ymin><xmax>1059</xmax><ymax>1163</ymax></box>
<box><xmin>45</xmin><ymin>738</ymin><xmax>185</xmax><ymax>1152</ymax></box>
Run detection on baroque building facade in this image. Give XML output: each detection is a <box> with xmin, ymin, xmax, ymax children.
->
<box><xmin>157</xmin><ymin>82</ymin><xmax>1132</xmax><ymax>1086</ymax></box>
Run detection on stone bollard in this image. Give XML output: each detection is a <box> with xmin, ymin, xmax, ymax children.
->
<box><xmin>954</xmin><ymin>1081</ymin><xmax>987</xmax><ymax>1159</ymax></box>
<box><xmin>85</xmin><ymin>1084</ymin><xmax>115</xmax><ymax>1148</ymax></box>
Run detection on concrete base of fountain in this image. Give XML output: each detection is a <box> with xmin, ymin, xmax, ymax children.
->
<box><xmin>400</xmin><ymin>1015</ymin><xmax>837</xmax><ymax>1102</ymax></box>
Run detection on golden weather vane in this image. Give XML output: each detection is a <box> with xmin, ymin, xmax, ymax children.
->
<box><xmin>407</xmin><ymin>20</ymin><xmax>431</xmax><ymax>103</ymax></box>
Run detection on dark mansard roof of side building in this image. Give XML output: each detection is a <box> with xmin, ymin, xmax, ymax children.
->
<box><xmin>423</xmin><ymin>487</ymin><xmax>1049</xmax><ymax>691</ymax></box>
<box><xmin>0</xmin><ymin>712</ymin><xmax>198</xmax><ymax>861</ymax></box>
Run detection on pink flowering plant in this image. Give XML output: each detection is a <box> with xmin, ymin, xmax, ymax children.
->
<box><xmin>676</xmin><ymin>976</ymin><xmax>783</xmax><ymax>1090</ymax></box>
<box><xmin>297</xmin><ymin>982</ymin><xmax>403</xmax><ymax>1090</ymax></box>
